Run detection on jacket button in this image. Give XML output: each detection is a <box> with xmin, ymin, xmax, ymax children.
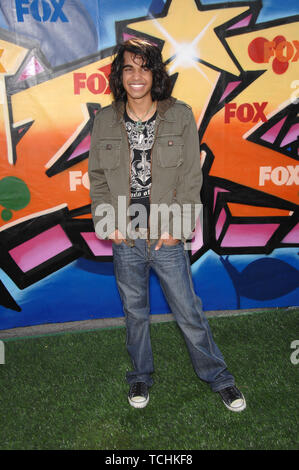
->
<box><xmin>106</xmin><ymin>144</ymin><xmax>112</xmax><ymax>150</ymax></box>
<box><xmin>168</xmin><ymin>140</ymin><xmax>173</xmax><ymax>146</ymax></box>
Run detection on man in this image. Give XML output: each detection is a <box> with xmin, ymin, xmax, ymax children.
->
<box><xmin>88</xmin><ymin>38</ymin><xmax>246</xmax><ymax>412</ymax></box>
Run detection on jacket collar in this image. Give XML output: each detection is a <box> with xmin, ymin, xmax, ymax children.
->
<box><xmin>112</xmin><ymin>97</ymin><xmax>177</xmax><ymax>124</ymax></box>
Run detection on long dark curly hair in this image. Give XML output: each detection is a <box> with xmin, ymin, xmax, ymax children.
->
<box><xmin>109</xmin><ymin>38</ymin><xmax>172</xmax><ymax>102</ymax></box>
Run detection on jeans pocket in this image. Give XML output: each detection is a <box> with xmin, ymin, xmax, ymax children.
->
<box><xmin>161</xmin><ymin>240</ymin><xmax>181</xmax><ymax>248</ymax></box>
<box><xmin>113</xmin><ymin>240</ymin><xmax>128</xmax><ymax>247</ymax></box>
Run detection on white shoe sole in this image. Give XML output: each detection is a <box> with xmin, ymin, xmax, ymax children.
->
<box><xmin>223</xmin><ymin>395</ymin><xmax>246</xmax><ymax>412</ymax></box>
<box><xmin>128</xmin><ymin>395</ymin><xmax>149</xmax><ymax>409</ymax></box>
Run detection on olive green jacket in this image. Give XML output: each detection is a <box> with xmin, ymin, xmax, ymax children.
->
<box><xmin>88</xmin><ymin>97</ymin><xmax>202</xmax><ymax>246</ymax></box>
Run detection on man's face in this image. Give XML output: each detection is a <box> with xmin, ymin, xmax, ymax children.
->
<box><xmin>122</xmin><ymin>51</ymin><xmax>153</xmax><ymax>102</ymax></box>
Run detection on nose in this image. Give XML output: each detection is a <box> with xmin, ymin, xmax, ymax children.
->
<box><xmin>131</xmin><ymin>68</ymin><xmax>143</xmax><ymax>81</ymax></box>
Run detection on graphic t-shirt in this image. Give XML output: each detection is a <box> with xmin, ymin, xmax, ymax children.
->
<box><xmin>124</xmin><ymin>110</ymin><xmax>157</xmax><ymax>229</ymax></box>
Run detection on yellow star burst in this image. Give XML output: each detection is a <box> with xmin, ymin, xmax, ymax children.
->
<box><xmin>127</xmin><ymin>0</ymin><xmax>251</xmax><ymax>124</ymax></box>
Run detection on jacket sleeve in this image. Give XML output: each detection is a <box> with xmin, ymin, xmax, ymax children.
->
<box><xmin>88</xmin><ymin>112</ymin><xmax>114</xmax><ymax>239</ymax></box>
<box><xmin>169</xmin><ymin>107</ymin><xmax>203</xmax><ymax>242</ymax></box>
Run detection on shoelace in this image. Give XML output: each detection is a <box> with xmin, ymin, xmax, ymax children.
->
<box><xmin>219</xmin><ymin>386</ymin><xmax>240</xmax><ymax>401</ymax></box>
<box><xmin>130</xmin><ymin>382</ymin><xmax>147</xmax><ymax>397</ymax></box>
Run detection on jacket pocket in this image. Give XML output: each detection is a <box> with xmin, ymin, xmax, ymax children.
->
<box><xmin>98</xmin><ymin>140</ymin><xmax>121</xmax><ymax>169</ymax></box>
<box><xmin>156</xmin><ymin>136</ymin><xmax>184</xmax><ymax>168</ymax></box>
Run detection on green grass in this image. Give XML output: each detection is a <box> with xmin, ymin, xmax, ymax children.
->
<box><xmin>0</xmin><ymin>308</ymin><xmax>298</xmax><ymax>450</ymax></box>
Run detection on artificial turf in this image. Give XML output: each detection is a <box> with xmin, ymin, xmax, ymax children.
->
<box><xmin>0</xmin><ymin>308</ymin><xmax>298</xmax><ymax>450</ymax></box>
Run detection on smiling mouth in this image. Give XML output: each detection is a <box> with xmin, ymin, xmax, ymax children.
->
<box><xmin>129</xmin><ymin>84</ymin><xmax>145</xmax><ymax>88</ymax></box>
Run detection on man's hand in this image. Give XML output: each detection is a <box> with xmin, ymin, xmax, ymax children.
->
<box><xmin>155</xmin><ymin>233</ymin><xmax>180</xmax><ymax>251</ymax></box>
<box><xmin>108</xmin><ymin>229</ymin><xmax>126</xmax><ymax>245</ymax></box>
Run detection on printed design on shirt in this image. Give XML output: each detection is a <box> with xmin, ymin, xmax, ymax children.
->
<box><xmin>125</xmin><ymin>118</ymin><xmax>156</xmax><ymax>199</ymax></box>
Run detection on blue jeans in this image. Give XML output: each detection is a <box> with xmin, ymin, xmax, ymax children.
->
<box><xmin>112</xmin><ymin>239</ymin><xmax>235</xmax><ymax>392</ymax></box>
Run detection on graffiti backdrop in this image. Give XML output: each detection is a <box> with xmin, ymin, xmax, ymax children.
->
<box><xmin>0</xmin><ymin>0</ymin><xmax>298</xmax><ymax>329</ymax></box>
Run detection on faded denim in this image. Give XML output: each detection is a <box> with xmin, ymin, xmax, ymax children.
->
<box><xmin>113</xmin><ymin>238</ymin><xmax>235</xmax><ymax>392</ymax></box>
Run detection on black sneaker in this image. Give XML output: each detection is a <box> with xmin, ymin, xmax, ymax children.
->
<box><xmin>218</xmin><ymin>386</ymin><xmax>246</xmax><ymax>412</ymax></box>
<box><xmin>128</xmin><ymin>382</ymin><xmax>149</xmax><ymax>409</ymax></box>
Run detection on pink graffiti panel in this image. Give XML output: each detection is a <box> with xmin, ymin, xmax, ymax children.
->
<box><xmin>281</xmin><ymin>223</ymin><xmax>299</xmax><ymax>244</ymax></box>
<box><xmin>261</xmin><ymin>117</ymin><xmax>287</xmax><ymax>144</ymax></box>
<box><xmin>81</xmin><ymin>232</ymin><xmax>113</xmax><ymax>256</ymax></box>
<box><xmin>9</xmin><ymin>225</ymin><xmax>73</xmax><ymax>272</ymax></box>
<box><xmin>221</xmin><ymin>223</ymin><xmax>280</xmax><ymax>247</ymax></box>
